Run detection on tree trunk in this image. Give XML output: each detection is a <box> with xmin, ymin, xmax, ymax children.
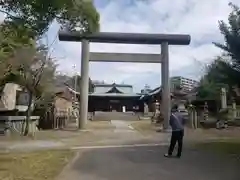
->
<box><xmin>23</xmin><ymin>92</ymin><xmax>33</xmax><ymax>136</ymax></box>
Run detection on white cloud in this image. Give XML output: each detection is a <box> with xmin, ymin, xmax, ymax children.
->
<box><xmin>0</xmin><ymin>12</ymin><xmax>6</xmax><ymax>22</ymax></box>
<box><xmin>52</xmin><ymin>0</ymin><xmax>240</xmax><ymax>91</ymax></box>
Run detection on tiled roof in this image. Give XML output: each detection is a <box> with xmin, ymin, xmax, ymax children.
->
<box><xmin>93</xmin><ymin>83</ymin><xmax>132</xmax><ymax>88</ymax></box>
<box><xmin>106</xmin><ymin>86</ymin><xmax>123</xmax><ymax>93</ymax></box>
<box><xmin>55</xmin><ymin>85</ymin><xmax>80</xmax><ymax>95</ymax></box>
<box><xmin>93</xmin><ymin>83</ymin><xmax>133</xmax><ymax>94</ymax></box>
<box><xmin>89</xmin><ymin>93</ymin><xmax>140</xmax><ymax>97</ymax></box>
<box><xmin>140</xmin><ymin>86</ymin><xmax>191</xmax><ymax>100</ymax></box>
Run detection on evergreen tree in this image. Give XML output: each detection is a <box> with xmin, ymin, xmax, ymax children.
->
<box><xmin>0</xmin><ymin>0</ymin><xmax>100</xmax><ymax>38</ymax></box>
<box><xmin>196</xmin><ymin>3</ymin><xmax>240</xmax><ymax>101</ymax></box>
<box><xmin>213</xmin><ymin>3</ymin><xmax>240</xmax><ymax>87</ymax></box>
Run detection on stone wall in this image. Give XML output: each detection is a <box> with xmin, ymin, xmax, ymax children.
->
<box><xmin>1</xmin><ymin>83</ymin><xmax>22</xmax><ymax>110</ymax></box>
<box><xmin>0</xmin><ymin>83</ymin><xmax>35</xmax><ymax>112</ymax></box>
<box><xmin>0</xmin><ymin>117</ymin><xmax>39</xmax><ymax>135</ymax></box>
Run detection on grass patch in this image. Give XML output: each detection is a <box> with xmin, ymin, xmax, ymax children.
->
<box><xmin>0</xmin><ymin>150</ymin><xmax>74</xmax><ymax>180</ymax></box>
<box><xmin>0</xmin><ymin>130</ymin><xmax>90</xmax><ymax>142</ymax></box>
<box><xmin>196</xmin><ymin>140</ymin><xmax>240</xmax><ymax>156</ymax></box>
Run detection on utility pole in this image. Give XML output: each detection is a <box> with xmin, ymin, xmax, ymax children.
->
<box><xmin>74</xmin><ymin>75</ymin><xmax>77</xmax><ymax>102</ymax></box>
<box><xmin>72</xmin><ymin>64</ymin><xmax>77</xmax><ymax>103</ymax></box>
<box><xmin>72</xmin><ymin>64</ymin><xmax>79</xmax><ymax>128</ymax></box>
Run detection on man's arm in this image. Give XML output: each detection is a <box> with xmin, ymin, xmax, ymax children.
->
<box><xmin>181</xmin><ymin>115</ymin><xmax>187</xmax><ymax>126</ymax></box>
<box><xmin>169</xmin><ymin>114</ymin><xmax>173</xmax><ymax>127</ymax></box>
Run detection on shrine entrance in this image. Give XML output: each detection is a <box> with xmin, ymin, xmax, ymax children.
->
<box><xmin>58</xmin><ymin>31</ymin><xmax>191</xmax><ymax>129</ymax></box>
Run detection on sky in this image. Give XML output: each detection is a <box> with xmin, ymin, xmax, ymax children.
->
<box><xmin>3</xmin><ymin>0</ymin><xmax>240</xmax><ymax>92</ymax></box>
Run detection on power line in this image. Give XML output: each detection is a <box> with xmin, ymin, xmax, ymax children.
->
<box><xmin>47</xmin><ymin>32</ymin><xmax>59</xmax><ymax>58</ymax></box>
<box><xmin>48</xmin><ymin>33</ymin><xmax>58</xmax><ymax>49</ymax></box>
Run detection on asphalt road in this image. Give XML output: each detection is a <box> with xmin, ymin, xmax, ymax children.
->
<box><xmin>67</xmin><ymin>145</ymin><xmax>240</xmax><ymax>180</ymax></box>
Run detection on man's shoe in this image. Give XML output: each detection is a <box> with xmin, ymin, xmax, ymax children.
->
<box><xmin>175</xmin><ymin>155</ymin><xmax>181</xmax><ymax>158</ymax></box>
<box><xmin>164</xmin><ymin>154</ymin><xmax>172</xmax><ymax>158</ymax></box>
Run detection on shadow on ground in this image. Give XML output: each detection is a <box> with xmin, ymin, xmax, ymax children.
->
<box><xmin>69</xmin><ymin>145</ymin><xmax>239</xmax><ymax>180</ymax></box>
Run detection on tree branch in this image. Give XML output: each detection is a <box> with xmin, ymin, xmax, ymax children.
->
<box><xmin>0</xmin><ymin>9</ymin><xmax>21</xmax><ymax>20</ymax></box>
<box><xmin>33</xmin><ymin>59</ymin><xmax>47</xmax><ymax>87</ymax></box>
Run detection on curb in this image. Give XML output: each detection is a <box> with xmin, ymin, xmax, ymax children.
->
<box><xmin>55</xmin><ymin>151</ymin><xmax>81</xmax><ymax>180</ymax></box>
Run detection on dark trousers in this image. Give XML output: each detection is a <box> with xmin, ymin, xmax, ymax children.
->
<box><xmin>168</xmin><ymin>130</ymin><xmax>184</xmax><ymax>157</ymax></box>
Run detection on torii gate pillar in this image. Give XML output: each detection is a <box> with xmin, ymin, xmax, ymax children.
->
<box><xmin>79</xmin><ymin>40</ymin><xmax>90</xmax><ymax>128</ymax></box>
<box><xmin>161</xmin><ymin>42</ymin><xmax>170</xmax><ymax>130</ymax></box>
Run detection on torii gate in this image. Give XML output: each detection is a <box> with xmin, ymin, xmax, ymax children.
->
<box><xmin>58</xmin><ymin>31</ymin><xmax>191</xmax><ymax>130</ymax></box>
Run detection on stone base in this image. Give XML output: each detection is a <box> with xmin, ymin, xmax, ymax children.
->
<box><xmin>156</xmin><ymin>126</ymin><xmax>172</xmax><ymax>133</ymax></box>
<box><xmin>162</xmin><ymin>128</ymin><xmax>172</xmax><ymax>133</ymax></box>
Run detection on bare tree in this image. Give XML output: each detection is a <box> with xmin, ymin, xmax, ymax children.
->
<box><xmin>13</xmin><ymin>47</ymin><xmax>57</xmax><ymax>135</ymax></box>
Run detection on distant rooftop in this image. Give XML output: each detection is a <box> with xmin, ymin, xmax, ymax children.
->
<box><xmin>93</xmin><ymin>83</ymin><xmax>132</xmax><ymax>88</ymax></box>
<box><xmin>93</xmin><ymin>83</ymin><xmax>134</xmax><ymax>94</ymax></box>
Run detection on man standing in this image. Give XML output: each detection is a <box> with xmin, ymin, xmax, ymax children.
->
<box><xmin>164</xmin><ymin>105</ymin><xmax>185</xmax><ymax>158</ymax></box>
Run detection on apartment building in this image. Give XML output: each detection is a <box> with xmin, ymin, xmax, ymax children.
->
<box><xmin>170</xmin><ymin>76</ymin><xmax>199</xmax><ymax>92</ymax></box>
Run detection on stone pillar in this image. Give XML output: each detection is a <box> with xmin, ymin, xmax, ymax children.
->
<box><xmin>221</xmin><ymin>87</ymin><xmax>227</xmax><ymax>109</ymax></box>
<box><xmin>193</xmin><ymin>109</ymin><xmax>198</xmax><ymax>128</ymax></box>
<box><xmin>155</xmin><ymin>100</ymin><xmax>160</xmax><ymax>116</ymax></box>
<box><xmin>144</xmin><ymin>103</ymin><xmax>149</xmax><ymax>115</ymax></box>
<box><xmin>188</xmin><ymin>104</ymin><xmax>195</xmax><ymax>128</ymax></box>
<box><xmin>161</xmin><ymin>42</ymin><xmax>170</xmax><ymax>129</ymax></box>
<box><xmin>79</xmin><ymin>40</ymin><xmax>90</xmax><ymax>129</ymax></box>
<box><xmin>232</xmin><ymin>99</ymin><xmax>236</xmax><ymax>120</ymax></box>
<box><xmin>203</xmin><ymin>102</ymin><xmax>208</xmax><ymax>121</ymax></box>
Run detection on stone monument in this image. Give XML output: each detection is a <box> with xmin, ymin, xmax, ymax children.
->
<box><xmin>216</xmin><ymin>87</ymin><xmax>228</xmax><ymax>129</ymax></box>
<box><xmin>232</xmin><ymin>99</ymin><xmax>237</xmax><ymax>120</ymax></box>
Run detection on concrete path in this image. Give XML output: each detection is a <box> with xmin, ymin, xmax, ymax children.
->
<box><xmin>111</xmin><ymin>120</ymin><xmax>135</xmax><ymax>133</ymax></box>
<box><xmin>58</xmin><ymin>145</ymin><xmax>240</xmax><ymax>180</ymax></box>
<box><xmin>0</xmin><ymin>120</ymin><xmax>165</xmax><ymax>152</ymax></box>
